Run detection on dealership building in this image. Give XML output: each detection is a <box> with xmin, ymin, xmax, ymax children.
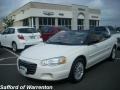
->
<box><xmin>8</xmin><ymin>2</ymin><xmax>101</xmax><ymax>30</ymax></box>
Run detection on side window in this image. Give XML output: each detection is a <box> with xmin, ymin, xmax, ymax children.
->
<box><xmin>48</xmin><ymin>27</ymin><xmax>55</xmax><ymax>33</ymax></box>
<box><xmin>2</xmin><ymin>29</ymin><xmax>9</xmax><ymax>34</ymax></box>
<box><xmin>87</xmin><ymin>33</ymin><xmax>101</xmax><ymax>45</ymax></box>
<box><xmin>41</xmin><ymin>26</ymin><xmax>54</xmax><ymax>33</ymax></box>
<box><xmin>8</xmin><ymin>28</ymin><xmax>15</xmax><ymax>34</ymax></box>
<box><xmin>100</xmin><ymin>27</ymin><xmax>108</xmax><ymax>34</ymax></box>
<box><xmin>94</xmin><ymin>31</ymin><xmax>107</xmax><ymax>41</ymax></box>
<box><xmin>100</xmin><ymin>27</ymin><xmax>110</xmax><ymax>36</ymax></box>
<box><xmin>96</xmin><ymin>33</ymin><xmax>106</xmax><ymax>42</ymax></box>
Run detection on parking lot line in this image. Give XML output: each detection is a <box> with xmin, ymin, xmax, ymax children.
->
<box><xmin>0</xmin><ymin>57</ymin><xmax>17</xmax><ymax>61</ymax></box>
<box><xmin>0</xmin><ymin>64</ymin><xmax>16</xmax><ymax>66</ymax></box>
<box><xmin>3</xmin><ymin>48</ymin><xmax>19</xmax><ymax>57</ymax></box>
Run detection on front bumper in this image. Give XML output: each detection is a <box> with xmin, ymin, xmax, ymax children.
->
<box><xmin>17</xmin><ymin>59</ymin><xmax>70</xmax><ymax>81</ymax></box>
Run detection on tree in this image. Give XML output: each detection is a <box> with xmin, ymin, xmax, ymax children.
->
<box><xmin>2</xmin><ymin>17</ymin><xmax>14</xmax><ymax>29</ymax></box>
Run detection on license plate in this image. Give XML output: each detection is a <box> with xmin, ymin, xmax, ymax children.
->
<box><xmin>19</xmin><ymin>66</ymin><xmax>27</xmax><ymax>74</ymax></box>
<box><xmin>30</xmin><ymin>36</ymin><xmax>35</xmax><ymax>39</ymax></box>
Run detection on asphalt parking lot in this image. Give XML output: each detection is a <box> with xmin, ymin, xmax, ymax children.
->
<box><xmin>0</xmin><ymin>47</ymin><xmax>120</xmax><ymax>90</ymax></box>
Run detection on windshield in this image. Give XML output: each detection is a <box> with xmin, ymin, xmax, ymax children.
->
<box><xmin>18</xmin><ymin>28</ymin><xmax>38</xmax><ymax>33</ymax></box>
<box><xmin>46</xmin><ymin>31</ymin><xmax>88</xmax><ymax>45</ymax></box>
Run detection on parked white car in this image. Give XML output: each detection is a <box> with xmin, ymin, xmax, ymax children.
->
<box><xmin>0</xmin><ymin>27</ymin><xmax>43</xmax><ymax>51</ymax></box>
<box><xmin>17</xmin><ymin>30</ymin><xmax>117</xmax><ymax>83</ymax></box>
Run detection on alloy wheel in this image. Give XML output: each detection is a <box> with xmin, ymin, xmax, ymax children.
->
<box><xmin>74</xmin><ymin>62</ymin><xmax>84</xmax><ymax>80</ymax></box>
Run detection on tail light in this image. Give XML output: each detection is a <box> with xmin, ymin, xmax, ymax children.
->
<box><xmin>18</xmin><ymin>35</ymin><xmax>24</xmax><ymax>40</ymax></box>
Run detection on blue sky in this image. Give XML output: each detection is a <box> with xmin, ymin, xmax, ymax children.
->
<box><xmin>0</xmin><ymin>0</ymin><xmax>120</xmax><ymax>26</ymax></box>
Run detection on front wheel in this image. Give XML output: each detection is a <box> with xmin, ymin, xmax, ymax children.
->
<box><xmin>109</xmin><ymin>47</ymin><xmax>116</xmax><ymax>61</ymax></box>
<box><xmin>69</xmin><ymin>58</ymin><xmax>85</xmax><ymax>83</ymax></box>
<box><xmin>12</xmin><ymin>42</ymin><xmax>17</xmax><ymax>52</ymax></box>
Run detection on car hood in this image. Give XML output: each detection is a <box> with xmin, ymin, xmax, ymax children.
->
<box><xmin>20</xmin><ymin>43</ymin><xmax>85</xmax><ymax>61</ymax></box>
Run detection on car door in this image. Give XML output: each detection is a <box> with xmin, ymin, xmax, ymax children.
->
<box><xmin>5</xmin><ymin>28</ymin><xmax>15</xmax><ymax>47</ymax></box>
<box><xmin>0</xmin><ymin>29</ymin><xmax>9</xmax><ymax>46</ymax></box>
<box><xmin>86</xmin><ymin>33</ymin><xmax>108</xmax><ymax>67</ymax></box>
<box><xmin>96</xmin><ymin>31</ymin><xmax>114</xmax><ymax>59</ymax></box>
<box><xmin>99</xmin><ymin>35</ymin><xmax>114</xmax><ymax>58</ymax></box>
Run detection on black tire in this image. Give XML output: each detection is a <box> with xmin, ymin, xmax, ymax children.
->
<box><xmin>12</xmin><ymin>42</ymin><xmax>17</xmax><ymax>52</ymax></box>
<box><xmin>0</xmin><ymin>42</ymin><xmax>2</xmax><ymax>48</ymax></box>
<box><xmin>69</xmin><ymin>58</ymin><xmax>85</xmax><ymax>83</ymax></box>
<box><xmin>109</xmin><ymin>46</ymin><xmax>116</xmax><ymax>61</ymax></box>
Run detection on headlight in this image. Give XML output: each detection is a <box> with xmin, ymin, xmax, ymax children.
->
<box><xmin>41</xmin><ymin>56</ymin><xmax>66</xmax><ymax>66</ymax></box>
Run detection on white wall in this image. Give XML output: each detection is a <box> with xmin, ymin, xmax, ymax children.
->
<box><xmin>13</xmin><ymin>21</ymin><xmax>23</xmax><ymax>26</ymax></box>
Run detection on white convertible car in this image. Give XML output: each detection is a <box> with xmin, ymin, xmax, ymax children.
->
<box><xmin>17</xmin><ymin>30</ymin><xmax>117</xmax><ymax>83</ymax></box>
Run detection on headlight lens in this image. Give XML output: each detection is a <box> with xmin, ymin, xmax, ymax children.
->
<box><xmin>41</xmin><ymin>56</ymin><xmax>66</xmax><ymax>66</ymax></box>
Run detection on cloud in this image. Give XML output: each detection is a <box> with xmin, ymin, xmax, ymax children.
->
<box><xmin>0</xmin><ymin>0</ymin><xmax>120</xmax><ymax>26</ymax></box>
<box><xmin>100</xmin><ymin>9</ymin><xmax>120</xmax><ymax>26</ymax></box>
<box><xmin>99</xmin><ymin>0</ymin><xmax>120</xmax><ymax>26</ymax></box>
<box><xmin>88</xmin><ymin>0</ymin><xmax>103</xmax><ymax>9</ymax></box>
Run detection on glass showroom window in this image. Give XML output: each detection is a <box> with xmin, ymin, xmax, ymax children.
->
<box><xmin>39</xmin><ymin>17</ymin><xmax>55</xmax><ymax>29</ymax></box>
<box><xmin>89</xmin><ymin>20</ymin><xmax>99</xmax><ymax>29</ymax></box>
<box><xmin>77</xmin><ymin>19</ymin><xmax>84</xmax><ymax>30</ymax></box>
<box><xmin>58</xmin><ymin>18</ymin><xmax>71</xmax><ymax>29</ymax></box>
<box><xmin>23</xmin><ymin>18</ymin><xmax>29</xmax><ymax>26</ymax></box>
<box><xmin>33</xmin><ymin>17</ymin><xmax>36</xmax><ymax>28</ymax></box>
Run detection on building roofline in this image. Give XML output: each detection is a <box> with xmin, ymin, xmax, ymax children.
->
<box><xmin>8</xmin><ymin>1</ymin><xmax>73</xmax><ymax>16</ymax></box>
<box><xmin>7</xmin><ymin>1</ymin><xmax>88</xmax><ymax>16</ymax></box>
<box><xmin>31</xmin><ymin>1</ymin><xmax>72</xmax><ymax>7</ymax></box>
<box><xmin>8</xmin><ymin>2</ymin><xmax>32</xmax><ymax>16</ymax></box>
<box><xmin>8</xmin><ymin>1</ymin><xmax>100</xmax><ymax>17</ymax></box>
